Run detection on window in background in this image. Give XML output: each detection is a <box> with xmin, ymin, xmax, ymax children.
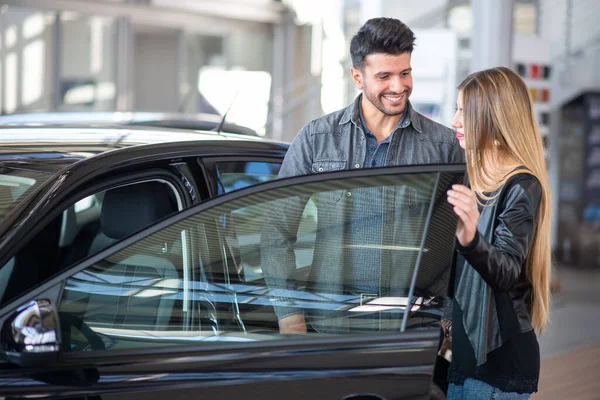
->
<box><xmin>180</xmin><ymin>33</ymin><xmax>225</xmax><ymax>115</ymax></box>
<box><xmin>199</xmin><ymin>68</ymin><xmax>272</xmax><ymax>137</ymax></box>
<box><xmin>514</xmin><ymin>1</ymin><xmax>539</xmax><ymax>35</ymax></box>
<box><xmin>196</xmin><ymin>28</ymin><xmax>273</xmax><ymax>136</ymax></box>
<box><xmin>59</xmin><ymin>12</ymin><xmax>117</xmax><ymax>111</ymax></box>
<box><xmin>1</xmin><ymin>7</ymin><xmax>54</xmax><ymax>114</ymax></box>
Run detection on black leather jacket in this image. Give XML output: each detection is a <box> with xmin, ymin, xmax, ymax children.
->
<box><xmin>453</xmin><ymin>173</ymin><xmax>542</xmax><ymax>366</ymax></box>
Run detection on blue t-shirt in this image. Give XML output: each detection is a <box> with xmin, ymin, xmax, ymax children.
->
<box><xmin>343</xmin><ymin>108</ymin><xmax>408</xmax><ymax>295</ymax></box>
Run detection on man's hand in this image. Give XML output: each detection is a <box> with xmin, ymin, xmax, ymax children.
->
<box><xmin>278</xmin><ymin>313</ymin><xmax>307</xmax><ymax>334</ymax></box>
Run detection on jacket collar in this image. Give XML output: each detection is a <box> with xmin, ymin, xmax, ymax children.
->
<box><xmin>339</xmin><ymin>94</ymin><xmax>423</xmax><ymax>134</ymax></box>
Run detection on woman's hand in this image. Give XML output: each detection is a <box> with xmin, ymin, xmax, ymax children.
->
<box><xmin>447</xmin><ymin>184</ymin><xmax>480</xmax><ymax>247</ymax></box>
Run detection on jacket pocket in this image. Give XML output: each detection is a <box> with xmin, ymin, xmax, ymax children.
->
<box><xmin>312</xmin><ymin>160</ymin><xmax>346</xmax><ymax>204</ymax></box>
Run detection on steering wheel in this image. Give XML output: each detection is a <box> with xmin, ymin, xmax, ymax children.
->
<box><xmin>59</xmin><ymin>313</ymin><xmax>106</xmax><ymax>352</ymax></box>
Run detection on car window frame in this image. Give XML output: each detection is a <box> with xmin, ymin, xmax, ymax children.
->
<box><xmin>0</xmin><ymin>163</ymin><xmax>465</xmax><ymax>362</ymax></box>
<box><xmin>0</xmin><ymin>167</ymin><xmax>54</xmax><ymax>221</ymax></box>
<box><xmin>200</xmin><ymin>156</ymin><xmax>284</xmax><ymax>198</ymax></box>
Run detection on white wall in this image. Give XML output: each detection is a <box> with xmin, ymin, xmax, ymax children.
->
<box><xmin>228</xmin><ymin>27</ymin><xmax>273</xmax><ymax>71</ymax></box>
<box><xmin>382</xmin><ymin>0</ymin><xmax>448</xmax><ymax>24</ymax></box>
<box><xmin>538</xmin><ymin>0</ymin><xmax>600</xmax><ymax>106</ymax></box>
<box><xmin>540</xmin><ymin>0</ymin><xmax>598</xmax><ymax>60</ymax></box>
<box><xmin>410</xmin><ymin>29</ymin><xmax>458</xmax><ymax>125</ymax></box>
<box><xmin>133</xmin><ymin>30</ymin><xmax>179</xmax><ymax>112</ymax></box>
<box><xmin>513</xmin><ymin>33</ymin><xmax>551</xmax><ymax>136</ymax></box>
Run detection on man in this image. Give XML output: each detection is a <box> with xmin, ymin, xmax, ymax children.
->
<box><xmin>261</xmin><ymin>17</ymin><xmax>464</xmax><ymax>334</ymax></box>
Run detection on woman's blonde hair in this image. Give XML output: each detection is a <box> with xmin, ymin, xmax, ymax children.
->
<box><xmin>458</xmin><ymin>66</ymin><xmax>551</xmax><ymax>334</ymax></box>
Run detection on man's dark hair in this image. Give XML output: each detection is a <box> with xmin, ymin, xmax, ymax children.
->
<box><xmin>350</xmin><ymin>17</ymin><xmax>416</xmax><ymax>69</ymax></box>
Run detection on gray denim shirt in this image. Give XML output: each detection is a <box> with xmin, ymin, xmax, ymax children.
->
<box><xmin>261</xmin><ymin>95</ymin><xmax>465</xmax><ymax>332</ymax></box>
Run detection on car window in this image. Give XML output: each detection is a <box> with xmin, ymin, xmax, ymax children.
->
<box><xmin>57</xmin><ymin>181</ymin><xmax>180</xmax><ymax>269</ymax></box>
<box><xmin>215</xmin><ymin>161</ymin><xmax>281</xmax><ymax>194</ymax></box>
<box><xmin>212</xmin><ymin>159</ymin><xmax>305</xmax><ymax>282</ymax></box>
<box><xmin>0</xmin><ymin>180</ymin><xmax>181</xmax><ymax>307</ymax></box>
<box><xmin>57</xmin><ymin>167</ymin><xmax>462</xmax><ymax>352</ymax></box>
<box><xmin>0</xmin><ymin>169</ymin><xmax>51</xmax><ymax>221</ymax></box>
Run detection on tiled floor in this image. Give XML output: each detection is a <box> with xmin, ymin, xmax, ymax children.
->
<box><xmin>532</xmin><ymin>345</ymin><xmax>600</xmax><ymax>399</ymax></box>
<box><xmin>532</xmin><ymin>265</ymin><xmax>600</xmax><ymax>399</ymax></box>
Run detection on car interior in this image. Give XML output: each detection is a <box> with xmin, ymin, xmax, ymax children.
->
<box><xmin>0</xmin><ymin>180</ymin><xmax>181</xmax><ymax>307</ymax></box>
<box><xmin>59</xmin><ymin>182</ymin><xmax>185</xmax><ymax>350</ymax></box>
<box><xmin>58</xmin><ymin>181</ymin><xmax>180</xmax><ymax>268</ymax></box>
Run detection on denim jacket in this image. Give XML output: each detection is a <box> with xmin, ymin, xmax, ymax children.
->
<box><xmin>261</xmin><ymin>95</ymin><xmax>465</xmax><ymax>331</ymax></box>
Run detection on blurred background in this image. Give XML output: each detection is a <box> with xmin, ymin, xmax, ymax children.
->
<box><xmin>2</xmin><ymin>0</ymin><xmax>598</xmax><ymax>269</ymax></box>
<box><xmin>0</xmin><ymin>1</ymin><xmax>598</xmax><ymax>395</ymax></box>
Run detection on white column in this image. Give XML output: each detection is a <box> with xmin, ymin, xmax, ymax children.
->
<box><xmin>269</xmin><ymin>9</ymin><xmax>295</xmax><ymax>141</ymax></box>
<box><xmin>548</xmin><ymin>107</ymin><xmax>561</xmax><ymax>252</ymax></box>
<box><xmin>470</xmin><ymin>0</ymin><xmax>514</xmax><ymax>72</ymax></box>
<box><xmin>114</xmin><ymin>17</ymin><xmax>133</xmax><ymax>111</ymax></box>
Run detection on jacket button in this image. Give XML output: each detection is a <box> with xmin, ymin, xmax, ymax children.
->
<box><xmin>318</xmin><ymin>167</ymin><xmax>323</xmax><ymax>172</ymax></box>
<box><xmin>346</xmin><ymin>192</ymin><xmax>352</xmax><ymax>197</ymax></box>
<box><xmin>355</xmin><ymin>163</ymin><xmax>360</xmax><ymax>168</ymax></box>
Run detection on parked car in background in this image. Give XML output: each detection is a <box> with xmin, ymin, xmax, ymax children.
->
<box><xmin>0</xmin><ymin>125</ymin><xmax>463</xmax><ymax>399</ymax></box>
<box><xmin>0</xmin><ymin>111</ymin><xmax>259</xmax><ymax>136</ymax></box>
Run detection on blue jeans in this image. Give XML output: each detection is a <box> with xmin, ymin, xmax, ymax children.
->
<box><xmin>448</xmin><ymin>378</ymin><xmax>531</xmax><ymax>400</ymax></box>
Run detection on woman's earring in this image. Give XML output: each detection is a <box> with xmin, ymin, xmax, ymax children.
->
<box><xmin>494</xmin><ymin>140</ymin><xmax>501</xmax><ymax>149</ymax></box>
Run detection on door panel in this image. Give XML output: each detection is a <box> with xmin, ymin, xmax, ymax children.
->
<box><xmin>0</xmin><ymin>333</ymin><xmax>438</xmax><ymax>400</ymax></box>
<box><xmin>0</xmin><ymin>165</ymin><xmax>464</xmax><ymax>399</ymax></box>
<box><xmin>99</xmin><ymin>332</ymin><xmax>440</xmax><ymax>400</ymax></box>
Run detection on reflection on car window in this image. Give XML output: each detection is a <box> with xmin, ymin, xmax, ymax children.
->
<box><xmin>215</xmin><ymin>161</ymin><xmax>280</xmax><ymax>194</ymax></box>
<box><xmin>58</xmin><ymin>169</ymin><xmax>462</xmax><ymax>352</ymax></box>
<box><xmin>0</xmin><ymin>169</ymin><xmax>50</xmax><ymax>221</ymax></box>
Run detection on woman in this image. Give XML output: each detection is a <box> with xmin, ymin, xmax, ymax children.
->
<box><xmin>446</xmin><ymin>67</ymin><xmax>551</xmax><ymax>399</ymax></box>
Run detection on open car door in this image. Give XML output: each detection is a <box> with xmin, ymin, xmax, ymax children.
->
<box><xmin>0</xmin><ymin>164</ymin><xmax>464</xmax><ymax>400</ymax></box>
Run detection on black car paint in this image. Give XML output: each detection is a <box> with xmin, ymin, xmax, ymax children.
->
<box><xmin>0</xmin><ymin>332</ymin><xmax>438</xmax><ymax>399</ymax></box>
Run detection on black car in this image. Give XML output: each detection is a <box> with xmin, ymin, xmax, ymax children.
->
<box><xmin>0</xmin><ymin>126</ymin><xmax>464</xmax><ymax>399</ymax></box>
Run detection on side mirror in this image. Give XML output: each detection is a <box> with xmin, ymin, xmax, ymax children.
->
<box><xmin>2</xmin><ymin>299</ymin><xmax>60</xmax><ymax>367</ymax></box>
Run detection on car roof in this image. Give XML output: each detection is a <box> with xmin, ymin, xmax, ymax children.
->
<box><xmin>0</xmin><ymin>125</ymin><xmax>285</xmax><ymax>174</ymax></box>
<box><xmin>0</xmin><ymin>125</ymin><xmax>288</xmax><ymax>239</ymax></box>
<box><xmin>0</xmin><ymin>112</ymin><xmax>259</xmax><ymax>136</ymax></box>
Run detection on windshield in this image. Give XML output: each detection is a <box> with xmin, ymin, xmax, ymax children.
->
<box><xmin>0</xmin><ymin>168</ymin><xmax>52</xmax><ymax>221</ymax></box>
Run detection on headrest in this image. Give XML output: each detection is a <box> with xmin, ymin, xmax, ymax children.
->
<box><xmin>101</xmin><ymin>182</ymin><xmax>176</xmax><ymax>240</ymax></box>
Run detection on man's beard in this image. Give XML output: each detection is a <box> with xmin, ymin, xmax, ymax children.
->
<box><xmin>363</xmin><ymin>88</ymin><xmax>408</xmax><ymax>117</ymax></box>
